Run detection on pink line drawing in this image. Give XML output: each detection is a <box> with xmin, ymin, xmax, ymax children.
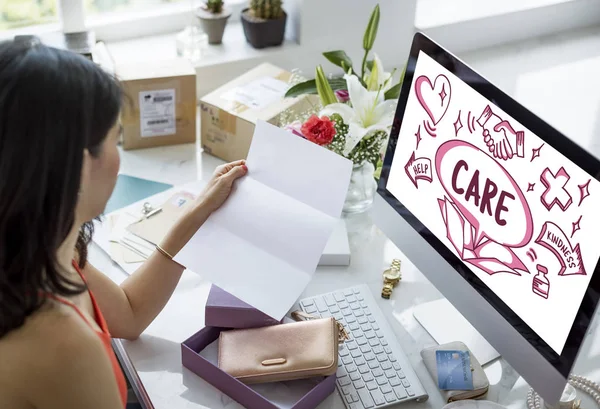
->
<box><xmin>571</xmin><ymin>215</ymin><xmax>582</xmax><ymax>238</ymax></box>
<box><xmin>424</xmin><ymin>120</ymin><xmax>436</xmax><ymax>137</ymax></box>
<box><xmin>454</xmin><ymin>111</ymin><xmax>463</xmax><ymax>137</ymax></box>
<box><xmin>438</xmin><ymin>196</ymin><xmax>529</xmax><ymax>276</ymax></box>
<box><xmin>405</xmin><ymin>152</ymin><xmax>433</xmax><ymax>188</ymax></box>
<box><xmin>527</xmin><ymin>183</ymin><xmax>535</xmax><ymax>192</ymax></box>
<box><xmin>535</xmin><ymin>221</ymin><xmax>586</xmax><ymax>276</ymax></box>
<box><xmin>540</xmin><ymin>167</ymin><xmax>573</xmax><ymax>211</ymax></box>
<box><xmin>578</xmin><ymin>179</ymin><xmax>591</xmax><ymax>206</ymax></box>
<box><xmin>531</xmin><ymin>143</ymin><xmax>544</xmax><ymax>162</ymax></box>
<box><xmin>467</xmin><ymin>111</ymin><xmax>476</xmax><ymax>133</ymax></box>
<box><xmin>415</xmin><ymin>125</ymin><xmax>423</xmax><ymax>150</ymax></box>
<box><xmin>532</xmin><ymin>264</ymin><xmax>550</xmax><ymax>299</ymax></box>
<box><xmin>415</xmin><ymin>74</ymin><xmax>452</xmax><ymax>137</ymax></box>
<box><xmin>477</xmin><ymin>105</ymin><xmax>525</xmax><ymax>161</ymax></box>
<box><xmin>526</xmin><ymin>247</ymin><xmax>538</xmax><ymax>262</ymax></box>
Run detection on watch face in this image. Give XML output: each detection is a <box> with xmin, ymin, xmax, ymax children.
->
<box><xmin>383</xmin><ymin>268</ymin><xmax>401</xmax><ymax>281</ymax></box>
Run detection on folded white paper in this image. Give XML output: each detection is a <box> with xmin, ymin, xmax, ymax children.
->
<box><xmin>174</xmin><ymin>120</ymin><xmax>353</xmax><ymax>319</ymax></box>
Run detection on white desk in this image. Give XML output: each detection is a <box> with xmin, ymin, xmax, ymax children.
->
<box><xmin>89</xmin><ymin>143</ymin><xmax>600</xmax><ymax>409</ymax></box>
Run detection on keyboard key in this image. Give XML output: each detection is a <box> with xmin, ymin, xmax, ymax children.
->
<box><xmin>389</xmin><ymin>376</ymin><xmax>401</xmax><ymax>387</ymax></box>
<box><xmin>347</xmin><ymin>295</ymin><xmax>357</xmax><ymax>303</ymax></box>
<box><xmin>344</xmin><ymin>289</ymin><xmax>353</xmax><ymax>297</ymax></box>
<box><xmin>376</xmin><ymin>330</ymin><xmax>384</xmax><ymax>339</ymax></box>
<box><xmin>305</xmin><ymin>305</ymin><xmax>317</xmax><ymax>314</ymax></box>
<box><xmin>368</xmin><ymin>315</ymin><xmax>376</xmax><ymax>323</ymax></box>
<box><xmin>380</xmin><ymin>339</ymin><xmax>388</xmax><ymax>346</ymax></box>
<box><xmin>365</xmin><ymin>330</ymin><xmax>376</xmax><ymax>340</ymax></box>
<box><xmin>347</xmin><ymin>341</ymin><xmax>358</xmax><ymax>350</ymax></box>
<box><xmin>360</xmin><ymin>301</ymin><xmax>368</xmax><ymax>309</ymax></box>
<box><xmin>389</xmin><ymin>354</ymin><xmax>397</xmax><ymax>362</ymax></box>
<box><xmin>368</xmin><ymin>361</ymin><xmax>379</xmax><ymax>370</ymax></box>
<box><xmin>354</xmin><ymin>310</ymin><xmax>364</xmax><ymax>317</ymax></box>
<box><xmin>338</xmin><ymin>376</ymin><xmax>351</xmax><ymax>386</ymax></box>
<box><xmin>355</xmin><ymin>357</ymin><xmax>366</xmax><ymax>366</ymax></box>
<box><xmin>345</xmin><ymin>394</ymin><xmax>355</xmax><ymax>404</ymax></box>
<box><xmin>358</xmin><ymin>365</ymin><xmax>370</xmax><ymax>374</ymax></box>
<box><xmin>334</xmin><ymin>313</ymin><xmax>344</xmax><ymax>321</ymax></box>
<box><xmin>349</xmin><ymin>404</ymin><xmax>360</xmax><ymax>409</ymax></box>
<box><xmin>362</xmin><ymin>372</ymin><xmax>374</xmax><ymax>382</ymax></box>
<box><xmin>321</xmin><ymin>311</ymin><xmax>332</xmax><ymax>318</ymax></box>
<box><xmin>365</xmin><ymin>352</ymin><xmax>376</xmax><ymax>361</ymax></box>
<box><xmin>371</xmin><ymin>390</ymin><xmax>385</xmax><ymax>406</ymax></box>
<box><xmin>315</xmin><ymin>298</ymin><xmax>328</xmax><ymax>312</ymax></box>
<box><xmin>301</xmin><ymin>299</ymin><xmax>314</xmax><ymax>307</ymax></box>
<box><xmin>337</xmin><ymin>367</ymin><xmax>347</xmax><ymax>378</ymax></box>
<box><xmin>385</xmin><ymin>369</ymin><xmax>396</xmax><ymax>378</ymax></box>
<box><xmin>360</xmin><ymin>345</ymin><xmax>371</xmax><ymax>354</ymax></box>
<box><xmin>361</xmin><ymin>324</ymin><xmax>371</xmax><ymax>332</ymax></box>
<box><xmin>324</xmin><ymin>294</ymin><xmax>336</xmax><ymax>306</ymax></box>
<box><xmin>381</xmin><ymin>384</ymin><xmax>392</xmax><ymax>394</ymax></box>
<box><xmin>402</xmin><ymin>379</ymin><xmax>411</xmax><ymax>388</ymax></box>
<box><xmin>346</xmin><ymin>315</ymin><xmax>357</xmax><ymax>324</ymax></box>
<box><xmin>377</xmin><ymin>355</ymin><xmax>388</xmax><ymax>363</ymax></box>
<box><xmin>369</xmin><ymin>338</ymin><xmax>380</xmax><ymax>347</ymax></box>
<box><xmin>384</xmin><ymin>346</ymin><xmax>392</xmax><ymax>354</ymax></box>
<box><xmin>394</xmin><ymin>386</ymin><xmax>408</xmax><ymax>400</ymax></box>
<box><xmin>343</xmin><ymin>308</ymin><xmax>353</xmax><ymax>317</ymax></box>
<box><xmin>350</xmin><ymin>323</ymin><xmax>360</xmax><ymax>332</ymax></box>
<box><xmin>329</xmin><ymin>305</ymin><xmax>340</xmax><ymax>313</ymax></box>
<box><xmin>393</xmin><ymin>363</ymin><xmax>402</xmax><ymax>371</ymax></box>
<box><xmin>350</xmin><ymin>372</ymin><xmax>361</xmax><ymax>381</ymax></box>
<box><xmin>353</xmin><ymin>288</ymin><xmax>360</xmax><ymax>294</ymax></box>
<box><xmin>406</xmin><ymin>387</ymin><xmax>415</xmax><ymax>397</ymax></box>
<box><xmin>342</xmin><ymin>386</ymin><xmax>352</xmax><ymax>395</ymax></box>
<box><xmin>358</xmin><ymin>388</ymin><xmax>375</xmax><ymax>409</ymax></box>
<box><xmin>385</xmin><ymin>392</ymin><xmax>396</xmax><ymax>403</ymax></box>
<box><xmin>351</xmin><ymin>303</ymin><xmax>361</xmax><ymax>310</ymax></box>
<box><xmin>339</xmin><ymin>300</ymin><xmax>349</xmax><ymax>308</ymax></box>
<box><xmin>366</xmin><ymin>381</ymin><xmax>378</xmax><ymax>391</ymax></box>
<box><xmin>373</xmin><ymin>346</ymin><xmax>384</xmax><ymax>354</ymax></box>
<box><xmin>356</xmin><ymin>336</ymin><xmax>368</xmax><ymax>346</ymax></box>
<box><xmin>354</xmin><ymin>380</ymin><xmax>365</xmax><ymax>389</ymax></box>
<box><xmin>381</xmin><ymin>362</ymin><xmax>392</xmax><ymax>371</ymax></box>
<box><xmin>347</xmin><ymin>364</ymin><xmax>358</xmax><ymax>373</ymax></box>
<box><xmin>350</xmin><ymin>392</ymin><xmax>359</xmax><ymax>403</ymax></box>
<box><xmin>357</xmin><ymin>293</ymin><xmax>364</xmax><ymax>301</ymax></box>
<box><xmin>334</xmin><ymin>292</ymin><xmax>345</xmax><ymax>302</ymax></box>
<box><xmin>342</xmin><ymin>356</ymin><xmax>353</xmax><ymax>365</ymax></box>
<box><xmin>376</xmin><ymin>377</ymin><xmax>388</xmax><ymax>386</ymax></box>
<box><xmin>372</xmin><ymin>323</ymin><xmax>380</xmax><ymax>331</ymax></box>
<box><xmin>373</xmin><ymin>368</ymin><xmax>384</xmax><ymax>378</ymax></box>
<box><xmin>397</xmin><ymin>370</ymin><xmax>405</xmax><ymax>378</ymax></box>
<box><xmin>358</xmin><ymin>316</ymin><xmax>368</xmax><ymax>324</ymax></box>
<box><xmin>351</xmin><ymin>349</ymin><xmax>362</xmax><ymax>358</ymax></box>
<box><xmin>339</xmin><ymin>347</ymin><xmax>350</xmax><ymax>357</ymax></box>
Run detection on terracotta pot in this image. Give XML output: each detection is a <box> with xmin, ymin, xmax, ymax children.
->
<box><xmin>196</xmin><ymin>6</ymin><xmax>232</xmax><ymax>45</ymax></box>
<box><xmin>241</xmin><ymin>8</ymin><xmax>287</xmax><ymax>49</ymax></box>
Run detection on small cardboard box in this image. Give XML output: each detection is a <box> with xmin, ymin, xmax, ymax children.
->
<box><xmin>200</xmin><ymin>63</ymin><xmax>315</xmax><ymax>162</ymax></box>
<box><xmin>205</xmin><ymin>285</ymin><xmax>281</xmax><ymax>329</ymax></box>
<box><xmin>118</xmin><ymin>59</ymin><xmax>197</xmax><ymax>150</ymax></box>
<box><xmin>181</xmin><ymin>326</ymin><xmax>337</xmax><ymax>409</ymax></box>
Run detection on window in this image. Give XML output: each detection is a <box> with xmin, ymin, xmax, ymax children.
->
<box><xmin>85</xmin><ymin>0</ymin><xmax>186</xmax><ymax>16</ymax></box>
<box><xmin>1</xmin><ymin>0</ymin><xmax>58</xmax><ymax>30</ymax></box>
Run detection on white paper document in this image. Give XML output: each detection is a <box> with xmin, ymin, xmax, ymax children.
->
<box><xmin>174</xmin><ymin>120</ymin><xmax>353</xmax><ymax>319</ymax></box>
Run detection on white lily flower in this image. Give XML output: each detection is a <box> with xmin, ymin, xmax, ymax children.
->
<box><xmin>320</xmin><ymin>74</ymin><xmax>397</xmax><ymax>156</ymax></box>
<box><xmin>368</xmin><ymin>53</ymin><xmax>393</xmax><ymax>92</ymax></box>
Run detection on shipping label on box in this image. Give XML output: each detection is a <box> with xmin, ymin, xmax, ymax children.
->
<box><xmin>200</xmin><ymin>63</ymin><xmax>315</xmax><ymax>162</ymax></box>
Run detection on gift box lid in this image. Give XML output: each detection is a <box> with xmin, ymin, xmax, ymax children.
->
<box><xmin>205</xmin><ymin>285</ymin><xmax>281</xmax><ymax>329</ymax></box>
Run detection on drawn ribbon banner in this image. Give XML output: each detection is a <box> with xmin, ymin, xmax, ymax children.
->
<box><xmin>535</xmin><ymin>221</ymin><xmax>586</xmax><ymax>276</ymax></box>
<box><xmin>404</xmin><ymin>152</ymin><xmax>433</xmax><ymax>188</ymax></box>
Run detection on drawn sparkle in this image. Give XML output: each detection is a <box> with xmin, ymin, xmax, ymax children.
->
<box><xmin>531</xmin><ymin>143</ymin><xmax>544</xmax><ymax>162</ymax></box>
<box><xmin>571</xmin><ymin>215</ymin><xmax>583</xmax><ymax>238</ymax></box>
<box><xmin>415</xmin><ymin>125</ymin><xmax>423</xmax><ymax>150</ymax></box>
<box><xmin>453</xmin><ymin>111</ymin><xmax>463</xmax><ymax>137</ymax></box>
<box><xmin>439</xmin><ymin>84</ymin><xmax>447</xmax><ymax>105</ymax></box>
<box><xmin>578</xmin><ymin>179</ymin><xmax>591</xmax><ymax>206</ymax></box>
<box><xmin>527</xmin><ymin>183</ymin><xmax>535</xmax><ymax>192</ymax></box>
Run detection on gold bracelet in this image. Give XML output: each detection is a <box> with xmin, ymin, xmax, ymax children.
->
<box><xmin>155</xmin><ymin>245</ymin><xmax>185</xmax><ymax>269</ymax></box>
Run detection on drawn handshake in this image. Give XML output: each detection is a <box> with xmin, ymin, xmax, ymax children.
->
<box><xmin>477</xmin><ymin>105</ymin><xmax>525</xmax><ymax>161</ymax></box>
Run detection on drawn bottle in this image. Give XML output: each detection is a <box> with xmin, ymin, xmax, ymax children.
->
<box><xmin>532</xmin><ymin>264</ymin><xmax>550</xmax><ymax>299</ymax></box>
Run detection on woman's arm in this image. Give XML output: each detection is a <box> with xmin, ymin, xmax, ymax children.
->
<box><xmin>84</xmin><ymin>161</ymin><xmax>247</xmax><ymax>340</ymax></box>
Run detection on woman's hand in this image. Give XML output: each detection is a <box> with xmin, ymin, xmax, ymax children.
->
<box><xmin>199</xmin><ymin>160</ymin><xmax>248</xmax><ymax>213</ymax></box>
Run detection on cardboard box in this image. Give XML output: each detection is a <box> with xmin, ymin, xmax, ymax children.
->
<box><xmin>181</xmin><ymin>326</ymin><xmax>337</xmax><ymax>409</ymax></box>
<box><xmin>200</xmin><ymin>63</ymin><xmax>315</xmax><ymax>162</ymax></box>
<box><xmin>205</xmin><ymin>285</ymin><xmax>281</xmax><ymax>329</ymax></box>
<box><xmin>118</xmin><ymin>59</ymin><xmax>197</xmax><ymax>150</ymax></box>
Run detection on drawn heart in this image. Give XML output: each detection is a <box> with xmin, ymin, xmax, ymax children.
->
<box><xmin>415</xmin><ymin>74</ymin><xmax>452</xmax><ymax>125</ymax></box>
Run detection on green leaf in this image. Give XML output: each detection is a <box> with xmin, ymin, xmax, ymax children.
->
<box><xmin>323</xmin><ymin>50</ymin><xmax>354</xmax><ymax>71</ymax></box>
<box><xmin>384</xmin><ymin>82</ymin><xmax>402</xmax><ymax>100</ymax></box>
<box><xmin>315</xmin><ymin>65</ymin><xmax>338</xmax><ymax>106</ymax></box>
<box><xmin>363</xmin><ymin>4</ymin><xmax>380</xmax><ymax>51</ymax></box>
<box><xmin>284</xmin><ymin>78</ymin><xmax>347</xmax><ymax>98</ymax></box>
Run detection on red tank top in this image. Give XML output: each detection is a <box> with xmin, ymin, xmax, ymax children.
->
<box><xmin>44</xmin><ymin>262</ymin><xmax>128</xmax><ymax>407</ymax></box>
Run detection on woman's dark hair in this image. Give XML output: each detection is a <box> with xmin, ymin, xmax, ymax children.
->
<box><xmin>0</xmin><ymin>39</ymin><xmax>122</xmax><ymax>337</ymax></box>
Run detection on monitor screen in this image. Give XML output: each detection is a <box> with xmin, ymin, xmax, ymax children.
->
<box><xmin>384</xmin><ymin>49</ymin><xmax>600</xmax><ymax>357</ymax></box>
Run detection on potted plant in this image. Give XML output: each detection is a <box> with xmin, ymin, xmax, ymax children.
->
<box><xmin>196</xmin><ymin>0</ymin><xmax>231</xmax><ymax>45</ymax></box>
<box><xmin>241</xmin><ymin>0</ymin><xmax>287</xmax><ymax>49</ymax></box>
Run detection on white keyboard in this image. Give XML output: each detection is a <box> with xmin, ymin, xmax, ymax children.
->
<box><xmin>299</xmin><ymin>285</ymin><xmax>428</xmax><ymax>408</ymax></box>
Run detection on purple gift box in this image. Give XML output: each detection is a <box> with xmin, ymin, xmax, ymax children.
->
<box><xmin>205</xmin><ymin>285</ymin><xmax>281</xmax><ymax>329</ymax></box>
<box><xmin>181</xmin><ymin>326</ymin><xmax>337</xmax><ymax>409</ymax></box>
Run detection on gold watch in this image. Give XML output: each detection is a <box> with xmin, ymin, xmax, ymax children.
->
<box><xmin>382</xmin><ymin>259</ymin><xmax>402</xmax><ymax>299</ymax></box>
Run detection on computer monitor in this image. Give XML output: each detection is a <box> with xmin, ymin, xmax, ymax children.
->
<box><xmin>373</xmin><ymin>32</ymin><xmax>600</xmax><ymax>404</ymax></box>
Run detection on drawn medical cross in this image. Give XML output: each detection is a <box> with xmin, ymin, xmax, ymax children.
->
<box><xmin>540</xmin><ymin>167</ymin><xmax>573</xmax><ymax>211</ymax></box>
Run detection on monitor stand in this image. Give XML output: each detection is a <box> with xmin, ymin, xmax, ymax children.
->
<box><xmin>413</xmin><ymin>298</ymin><xmax>500</xmax><ymax>366</ymax></box>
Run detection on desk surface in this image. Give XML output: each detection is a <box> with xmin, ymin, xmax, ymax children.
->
<box><xmin>88</xmin><ymin>143</ymin><xmax>600</xmax><ymax>409</ymax></box>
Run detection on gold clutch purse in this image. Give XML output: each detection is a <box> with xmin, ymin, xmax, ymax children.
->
<box><xmin>218</xmin><ymin>312</ymin><xmax>348</xmax><ymax>384</ymax></box>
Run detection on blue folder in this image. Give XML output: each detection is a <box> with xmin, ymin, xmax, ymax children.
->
<box><xmin>104</xmin><ymin>174</ymin><xmax>173</xmax><ymax>214</ymax></box>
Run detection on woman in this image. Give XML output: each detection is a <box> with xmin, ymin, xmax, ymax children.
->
<box><xmin>0</xmin><ymin>39</ymin><xmax>247</xmax><ymax>408</ymax></box>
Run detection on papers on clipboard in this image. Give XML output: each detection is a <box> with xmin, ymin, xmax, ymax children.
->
<box><xmin>174</xmin><ymin>120</ymin><xmax>353</xmax><ymax>320</ymax></box>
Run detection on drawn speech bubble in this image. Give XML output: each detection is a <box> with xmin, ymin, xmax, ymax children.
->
<box><xmin>435</xmin><ymin>140</ymin><xmax>533</xmax><ymax>248</ymax></box>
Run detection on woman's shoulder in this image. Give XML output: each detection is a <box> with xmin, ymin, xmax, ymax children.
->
<box><xmin>0</xmin><ymin>300</ymin><xmax>107</xmax><ymax>405</ymax></box>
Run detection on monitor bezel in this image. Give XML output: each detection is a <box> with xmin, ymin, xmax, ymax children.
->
<box><xmin>378</xmin><ymin>32</ymin><xmax>600</xmax><ymax>377</ymax></box>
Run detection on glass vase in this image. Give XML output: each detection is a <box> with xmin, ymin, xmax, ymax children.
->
<box><xmin>343</xmin><ymin>162</ymin><xmax>377</xmax><ymax>214</ymax></box>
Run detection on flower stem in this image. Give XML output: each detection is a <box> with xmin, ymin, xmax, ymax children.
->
<box><xmin>360</xmin><ymin>49</ymin><xmax>369</xmax><ymax>87</ymax></box>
